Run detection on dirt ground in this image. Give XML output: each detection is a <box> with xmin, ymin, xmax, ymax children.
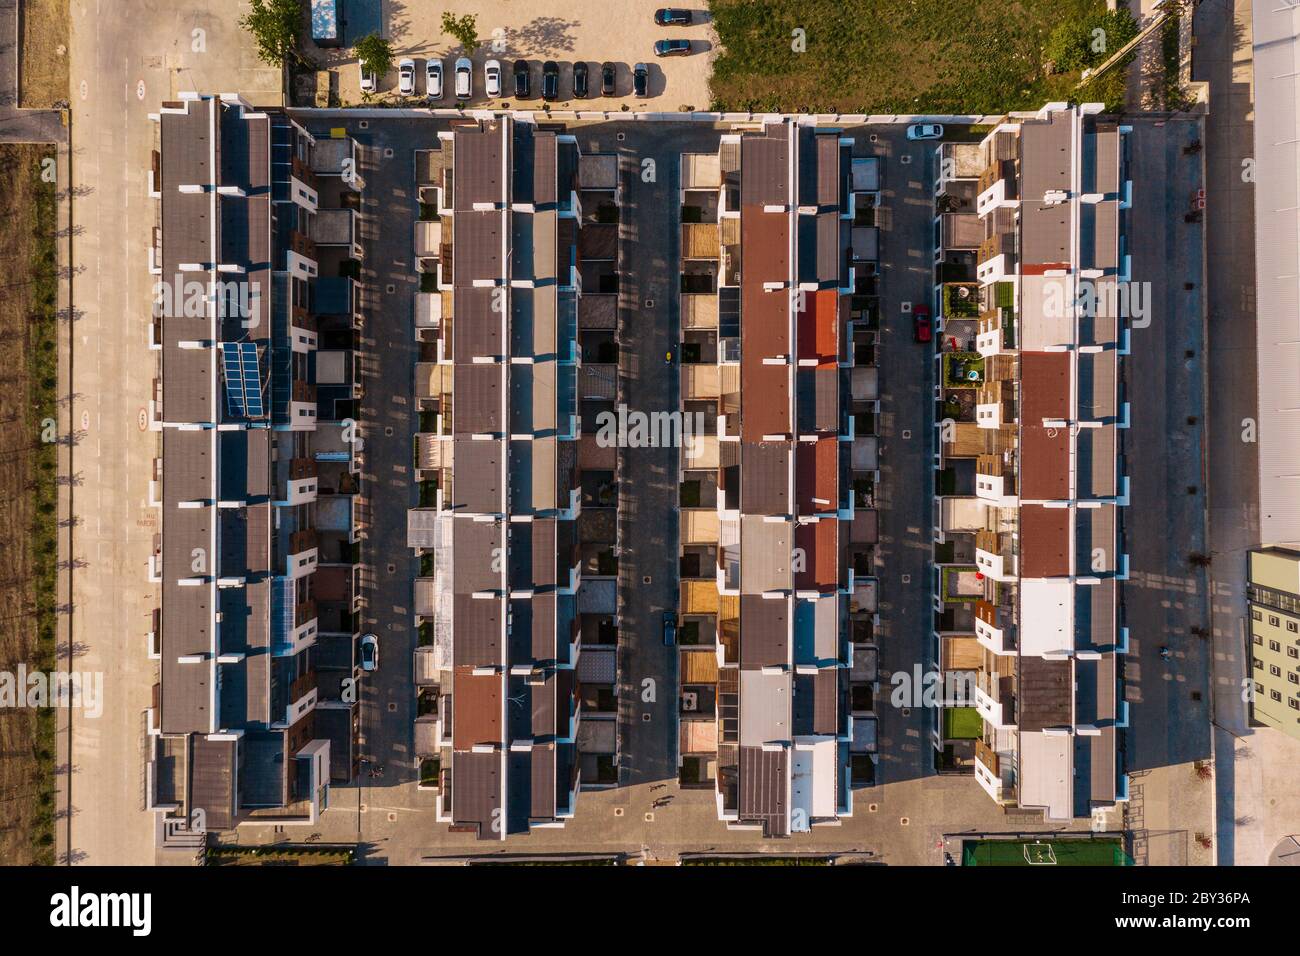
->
<box><xmin>310</xmin><ymin>1</ymin><xmax>717</xmax><ymax>109</ymax></box>
<box><xmin>0</xmin><ymin>144</ymin><xmax>58</xmax><ymax>865</ymax></box>
<box><xmin>19</xmin><ymin>0</ymin><xmax>69</xmax><ymax>108</ymax></box>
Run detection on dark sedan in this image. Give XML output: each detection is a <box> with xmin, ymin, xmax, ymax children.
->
<box><xmin>654</xmin><ymin>9</ymin><xmax>693</xmax><ymax>25</ymax></box>
<box><xmin>601</xmin><ymin>61</ymin><xmax>616</xmax><ymax>96</ymax></box>
<box><xmin>513</xmin><ymin>59</ymin><xmax>531</xmax><ymax>98</ymax></box>
<box><xmin>573</xmin><ymin>61</ymin><xmax>590</xmax><ymax>98</ymax></box>
<box><xmin>542</xmin><ymin>60</ymin><xmax>559</xmax><ymax>101</ymax></box>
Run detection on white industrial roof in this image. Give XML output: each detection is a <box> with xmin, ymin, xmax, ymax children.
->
<box><xmin>1254</xmin><ymin>0</ymin><xmax>1300</xmax><ymax>546</ymax></box>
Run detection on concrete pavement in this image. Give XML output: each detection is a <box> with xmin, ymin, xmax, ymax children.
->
<box><xmin>61</xmin><ymin>0</ymin><xmax>280</xmax><ymax>866</ymax></box>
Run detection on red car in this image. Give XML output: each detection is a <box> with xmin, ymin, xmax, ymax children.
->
<box><xmin>913</xmin><ymin>304</ymin><xmax>932</xmax><ymax>343</ymax></box>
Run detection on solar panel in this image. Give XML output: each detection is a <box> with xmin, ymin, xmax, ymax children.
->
<box><xmin>221</xmin><ymin>341</ymin><xmax>265</xmax><ymax>418</ymax></box>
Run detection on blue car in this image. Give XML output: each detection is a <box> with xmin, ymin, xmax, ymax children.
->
<box><xmin>654</xmin><ymin>39</ymin><xmax>691</xmax><ymax>57</ymax></box>
<box><xmin>663</xmin><ymin>612</ymin><xmax>677</xmax><ymax>646</ymax></box>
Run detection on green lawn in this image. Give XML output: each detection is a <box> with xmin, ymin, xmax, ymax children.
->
<box><xmin>708</xmin><ymin>0</ymin><xmax>1129</xmax><ymax>114</ymax></box>
<box><xmin>943</xmin><ymin>706</ymin><xmax>983</xmax><ymax>739</ymax></box>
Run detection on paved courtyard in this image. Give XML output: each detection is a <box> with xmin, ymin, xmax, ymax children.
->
<box><xmin>314</xmin><ymin>0</ymin><xmax>717</xmax><ymax>109</ymax></box>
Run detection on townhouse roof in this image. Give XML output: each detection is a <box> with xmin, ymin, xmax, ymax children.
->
<box><xmin>793</xmin><ymin>594</ymin><xmax>841</xmax><ymax>665</ymax></box>
<box><xmin>739</xmin><ymin>516</ymin><xmax>792</xmax><ymax>593</ymax></box>
<box><xmin>1019</xmin><ymin>425</ymin><xmax>1070</xmax><ymax>500</ymax></box>
<box><xmin>453</xmin><ymin>593</ymin><xmax>503</xmax><ymax>667</ymax></box>
<box><xmin>795</xmin><ymin>437</ymin><xmax>838</xmax><ymax>515</ymax></box>
<box><xmin>453</xmin><ymin>666</ymin><xmax>504</xmax><ymax>748</ymax></box>
<box><xmin>452</xmin><ymin>749</ymin><xmax>503</xmax><ymax>839</ymax></box>
<box><xmin>1019</xmin><ymin>112</ymin><xmax>1073</xmax><ymax>198</ymax></box>
<box><xmin>739</xmin><ymin>594</ymin><xmax>790</xmax><ymax>668</ymax></box>
<box><xmin>453</xmin><ymin>286</ymin><xmax>505</xmax><ymax>361</ymax></box>
<box><xmin>189</xmin><ymin>735</ymin><xmax>237</xmax><ymax>830</ymax></box>
<box><xmin>739</xmin><ymin>669</ymin><xmax>792</xmax><ymax>744</ymax></box>
<box><xmin>449</xmin><ymin>438</ymin><xmax>504</xmax><ymax>514</ymax></box>
<box><xmin>741</xmin><ymin>442</ymin><xmax>791</xmax><ymax>514</ymax></box>
<box><xmin>738</xmin><ymin>745</ymin><xmax>788</xmax><ymax>837</ymax></box>
<box><xmin>797</xmin><ymin>366</ymin><xmax>840</xmax><ymax>433</ymax></box>
<box><xmin>1017</xmin><ymin>656</ymin><xmax>1073</xmax><ymax>730</ymax></box>
<box><xmin>451</xmin><ymin>518</ymin><xmax>504</xmax><ymax>594</ymax></box>
<box><xmin>793</xmin><ymin>518</ymin><xmax>838</xmax><ymax>593</ymax></box>
<box><xmin>453</xmin><ymin>122</ymin><xmax>505</xmax><ymax>209</ymax></box>
<box><xmin>1019</xmin><ymin>504</ymin><xmax>1072</xmax><ymax>578</ymax></box>
<box><xmin>792</xmin><ymin>668</ymin><xmax>840</xmax><ymax>736</ymax></box>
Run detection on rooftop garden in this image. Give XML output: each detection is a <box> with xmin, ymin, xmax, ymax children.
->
<box><xmin>942</xmin><ymin>351</ymin><xmax>985</xmax><ymax>388</ymax></box>
<box><xmin>943</xmin><ymin>283</ymin><xmax>980</xmax><ymax>318</ymax></box>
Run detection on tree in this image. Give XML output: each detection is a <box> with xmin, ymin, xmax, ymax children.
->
<box><xmin>441</xmin><ymin>12</ymin><xmax>480</xmax><ymax>54</ymax></box>
<box><xmin>239</xmin><ymin>0</ymin><xmax>302</xmax><ymax>68</ymax></box>
<box><xmin>354</xmin><ymin>33</ymin><xmax>394</xmax><ymax>77</ymax></box>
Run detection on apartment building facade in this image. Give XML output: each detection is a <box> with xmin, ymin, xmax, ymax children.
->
<box><xmin>675</xmin><ymin>118</ymin><xmax>884</xmax><ymax>835</ymax></box>
<box><xmin>144</xmin><ymin>93</ymin><xmax>367</xmax><ymax>843</ymax></box>
<box><xmin>1247</xmin><ymin>548</ymin><xmax>1300</xmax><ymax>739</ymax></box>
<box><xmin>407</xmin><ymin>116</ymin><xmax>585</xmax><ymax>838</ymax></box>
<box><xmin>931</xmin><ymin>103</ymin><xmax>1129</xmax><ymax>820</ymax></box>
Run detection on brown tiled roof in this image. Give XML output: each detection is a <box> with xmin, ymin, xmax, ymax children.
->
<box><xmin>1019</xmin><ymin>425</ymin><xmax>1069</xmax><ymax>500</ymax></box>
<box><xmin>796</xmin><ymin>437</ymin><xmax>838</xmax><ymax>515</ymax></box>
<box><xmin>453</xmin><ymin>667</ymin><xmax>503</xmax><ymax>749</ymax></box>
<box><xmin>738</xmin><ymin>745</ymin><xmax>788</xmax><ymax>837</ymax></box>
<box><xmin>1020</xmin><ymin>504</ymin><xmax>1072</xmax><ymax>577</ymax></box>
<box><xmin>1020</xmin><ymin>351</ymin><xmax>1070</xmax><ymax>423</ymax></box>
<box><xmin>794</xmin><ymin>518</ymin><xmax>838</xmax><ymax>593</ymax></box>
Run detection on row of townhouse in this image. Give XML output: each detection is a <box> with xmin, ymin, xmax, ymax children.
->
<box><xmin>406</xmin><ymin>116</ymin><xmax>630</xmax><ymax>838</ymax></box>
<box><xmin>930</xmin><ymin>103</ymin><xmax>1130</xmax><ymax>820</ymax></box>
<box><xmin>674</xmin><ymin>119</ymin><xmax>884</xmax><ymax>835</ymax></box>
<box><xmin>144</xmin><ymin>93</ymin><xmax>369</xmax><ymax>845</ymax></box>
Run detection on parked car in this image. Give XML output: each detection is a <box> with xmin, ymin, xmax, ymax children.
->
<box><xmin>454</xmin><ymin>57</ymin><xmax>473</xmax><ymax>99</ymax></box>
<box><xmin>542</xmin><ymin>60</ymin><xmax>560</xmax><ymax>101</ymax></box>
<box><xmin>398</xmin><ymin>58</ymin><xmax>416</xmax><ymax>96</ymax></box>
<box><xmin>484</xmin><ymin>59</ymin><xmax>502</xmax><ymax>98</ymax></box>
<box><xmin>573</xmin><ymin>61</ymin><xmax>590</xmax><ymax>98</ymax></box>
<box><xmin>601</xmin><ymin>61</ymin><xmax>617</xmax><ymax>96</ymax></box>
<box><xmin>426</xmin><ymin>59</ymin><xmax>443</xmax><ymax>100</ymax></box>
<box><xmin>633</xmin><ymin>62</ymin><xmax>649</xmax><ymax>97</ymax></box>
<box><xmin>654</xmin><ymin>8</ymin><xmax>693</xmax><ymax>25</ymax></box>
<box><xmin>662</xmin><ymin>611</ymin><xmax>677</xmax><ymax>647</ymax></box>
<box><xmin>906</xmin><ymin>123</ymin><xmax>944</xmax><ymax>140</ymax></box>
<box><xmin>360</xmin><ymin>633</ymin><xmax>380</xmax><ymax>671</ymax></box>
<box><xmin>359</xmin><ymin>64</ymin><xmax>377</xmax><ymax>94</ymax></box>
<box><xmin>653</xmin><ymin>39</ymin><xmax>691</xmax><ymax>57</ymax></box>
<box><xmin>913</xmin><ymin>304</ymin><xmax>932</xmax><ymax>343</ymax></box>
<box><xmin>514</xmin><ymin>59</ymin><xmax>531</xmax><ymax>98</ymax></box>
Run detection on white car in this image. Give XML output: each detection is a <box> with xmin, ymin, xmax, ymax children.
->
<box><xmin>455</xmin><ymin>57</ymin><xmax>472</xmax><ymax>99</ymax></box>
<box><xmin>398</xmin><ymin>58</ymin><xmax>416</xmax><ymax>96</ymax></box>
<box><xmin>359</xmin><ymin>64</ymin><xmax>377</xmax><ymax>94</ymax></box>
<box><xmin>426</xmin><ymin>59</ymin><xmax>443</xmax><ymax>100</ymax></box>
<box><xmin>360</xmin><ymin>633</ymin><xmax>379</xmax><ymax>672</ymax></box>
<box><xmin>906</xmin><ymin>123</ymin><xmax>944</xmax><ymax>141</ymax></box>
<box><xmin>484</xmin><ymin>59</ymin><xmax>502</xmax><ymax>98</ymax></box>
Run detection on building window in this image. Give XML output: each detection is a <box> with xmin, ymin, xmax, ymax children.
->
<box><xmin>1254</xmin><ymin>658</ymin><xmax>1264</xmax><ymax>670</ymax></box>
<box><xmin>1271</xmin><ymin>615</ymin><xmax>1281</xmax><ymax>627</ymax></box>
<box><xmin>1255</xmin><ymin>681</ymin><xmax>1264</xmax><ymax>695</ymax></box>
<box><xmin>1271</xmin><ymin>690</ymin><xmax>1283</xmax><ymax>702</ymax></box>
<box><xmin>1271</xmin><ymin>665</ymin><xmax>1282</xmax><ymax>677</ymax></box>
<box><xmin>1291</xmin><ymin>699</ymin><xmax>1300</xmax><ymax>711</ymax></box>
<box><xmin>1271</xmin><ymin>640</ymin><xmax>1282</xmax><ymax>653</ymax></box>
<box><xmin>1289</xmin><ymin>673</ymin><xmax>1298</xmax><ymax>685</ymax></box>
<box><xmin>1289</xmin><ymin>647</ymin><xmax>1299</xmax><ymax>659</ymax></box>
<box><xmin>1290</xmin><ymin>621</ymin><xmax>1298</xmax><ymax>634</ymax></box>
<box><xmin>1254</xmin><ymin>635</ymin><xmax>1264</xmax><ymax>646</ymax></box>
<box><xmin>1253</xmin><ymin>609</ymin><xmax>1263</xmax><ymax>621</ymax></box>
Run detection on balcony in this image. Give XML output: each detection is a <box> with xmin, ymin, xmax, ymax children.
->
<box><xmin>295</xmin><ymin>599</ymin><xmax>318</xmax><ymax>629</ymax></box>
<box><xmin>974</xmin><ymin>530</ymin><xmax>1016</xmax><ymax>581</ymax></box>
<box><xmin>975</xmin><ymin>598</ymin><xmax>1016</xmax><ymax>653</ymax></box>
<box><xmin>290</xmin><ymin>528</ymin><xmax>319</xmax><ymax>554</ymax></box>
<box><xmin>977</xmin><ymin>233</ymin><xmax>1016</xmax><ymax>270</ymax></box>
<box><xmin>289</xmin><ymin>670</ymin><xmax>318</xmax><ymax>704</ymax></box>
<box><xmin>975</xmin><ymin>453</ymin><xmax>1017</xmax><ymax>500</ymax></box>
<box><xmin>974</xmin><ymin>738</ymin><xmax>1014</xmax><ymax>803</ymax></box>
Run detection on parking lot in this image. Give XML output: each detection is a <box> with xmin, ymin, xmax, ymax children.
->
<box><xmin>316</xmin><ymin>1</ymin><xmax>717</xmax><ymax>108</ymax></box>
